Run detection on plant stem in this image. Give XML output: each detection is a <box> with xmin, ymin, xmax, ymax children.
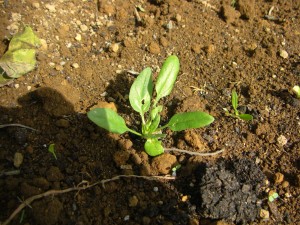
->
<box><xmin>128</xmin><ymin>128</ymin><xmax>142</xmax><ymax>136</ymax></box>
<box><xmin>164</xmin><ymin>148</ymin><xmax>225</xmax><ymax>156</ymax></box>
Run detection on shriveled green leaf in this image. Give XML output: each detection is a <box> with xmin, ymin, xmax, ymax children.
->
<box><xmin>239</xmin><ymin>114</ymin><xmax>253</xmax><ymax>121</ymax></box>
<box><xmin>144</xmin><ymin>138</ymin><xmax>164</xmax><ymax>156</ymax></box>
<box><xmin>129</xmin><ymin>67</ymin><xmax>153</xmax><ymax>114</ymax></box>
<box><xmin>231</xmin><ymin>90</ymin><xmax>238</xmax><ymax>112</ymax></box>
<box><xmin>155</xmin><ymin>55</ymin><xmax>179</xmax><ymax>103</ymax></box>
<box><xmin>0</xmin><ymin>26</ymin><xmax>41</xmax><ymax>83</ymax></box>
<box><xmin>88</xmin><ymin>108</ymin><xmax>130</xmax><ymax>134</ymax></box>
<box><xmin>166</xmin><ymin>111</ymin><xmax>214</xmax><ymax>131</ymax></box>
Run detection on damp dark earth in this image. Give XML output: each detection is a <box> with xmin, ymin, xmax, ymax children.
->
<box><xmin>0</xmin><ymin>0</ymin><xmax>299</xmax><ymax>225</ymax></box>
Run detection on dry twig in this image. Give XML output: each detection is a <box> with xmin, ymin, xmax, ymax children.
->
<box><xmin>0</xmin><ymin>124</ymin><xmax>38</xmax><ymax>131</ymax></box>
<box><xmin>165</xmin><ymin>148</ymin><xmax>225</xmax><ymax>156</ymax></box>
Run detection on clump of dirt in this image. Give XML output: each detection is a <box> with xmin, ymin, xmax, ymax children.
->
<box><xmin>197</xmin><ymin>158</ymin><xmax>266</xmax><ymax>224</ymax></box>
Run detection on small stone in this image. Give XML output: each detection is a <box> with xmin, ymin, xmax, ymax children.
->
<box><xmin>204</xmin><ymin>44</ymin><xmax>216</xmax><ymax>55</ymax></box>
<box><xmin>175</xmin><ymin>14</ymin><xmax>182</xmax><ymax>22</ymax></box>
<box><xmin>282</xmin><ymin>181</ymin><xmax>289</xmax><ymax>188</ymax></box>
<box><xmin>14</xmin><ymin>152</ymin><xmax>24</xmax><ymax>168</ymax></box>
<box><xmin>14</xmin><ymin>84</ymin><xmax>20</xmax><ymax>89</ymax></box>
<box><xmin>279</xmin><ymin>49</ymin><xmax>288</xmax><ymax>59</ymax></box>
<box><xmin>32</xmin><ymin>2</ymin><xmax>40</xmax><ymax>9</ymax></box>
<box><xmin>80</xmin><ymin>24</ymin><xmax>88</xmax><ymax>32</ymax></box>
<box><xmin>45</xmin><ymin>4</ymin><xmax>56</xmax><ymax>13</ymax></box>
<box><xmin>110</xmin><ymin>43</ymin><xmax>119</xmax><ymax>53</ymax></box>
<box><xmin>128</xmin><ymin>195</ymin><xmax>139</xmax><ymax>207</ymax></box>
<box><xmin>181</xmin><ymin>195</ymin><xmax>188</xmax><ymax>202</ymax></box>
<box><xmin>277</xmin><ymin>135</ymin><xmax>287</xmax><ymax>146</ymax></box>
<box><xmin>55</xmin><ymin>118</ymin><xmax>70</xmax><ymax>128</ymax></box>
<box><xmin>39</xmin><ymin>39</ymin><xmax>48</xmax><ymax>51</ymax></box>
<box><xmin>90</xmin><ymin>101</ymin><xmax>117</xmax><ymax>112</ymax></box>
<box><xmin>260</xmin><ymin>209</ymin><xmax>270</xmax><ymax>219</ymax></box>
<box><xmin>191</xmin><ymin>44</ymin><xmax>201</xmax><ymax>54</ymax></box>
<box><xmin>72</xmin><ymin>63</ymin><xmax>79</xmax><ymax>69</ymax></box>
<box><xmin>274</xmin><ymin>172</ymin><xmax>284</xmax><ymax>184</ymax></box>
<box><xmin>151</xmin><ymin>153</ymin><xmax>177</xmax><ymax>175</ymax></box>
<box><xmin>27</xmin><ymin>86</ymin><xmax>32</xmax><ymax>91</ymax></box>
<box><xmin>148</xmin><ymin>42</ymin><xmax>160</xmax><ymax>54</ymax></box>
<box><xmin>159</xmin><ymin>36</ymin><xmax>169</xmax><ymax>47</ymax></box>
<box><xmin>75</xmin><ymin>33</ymin><xmax>82</xmax><ymax>41</ymax></box>
<box><xmin>55</xmin><ymin>65</ymin><xmax>63</xmax><ymax>71</ymax></box>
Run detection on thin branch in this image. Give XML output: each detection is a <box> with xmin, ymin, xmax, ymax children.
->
<box><xmin>164</xmin><ymin>148</ymin><xmax>225</xmax><ymax>156</ymax></box>
<box><xmin>0</xmin><ymin>124</ymin><xmax>38</xmax><ymax>131</ymax></box>
<box><xmin>1</xmin><ymin>175</ymin><xmax>174</xmax><ymax>225</ymax></box>
<box><xmin>0</xmin><ymin>170</ymin><xmax>20</xmax><ymax>177</ymax></box>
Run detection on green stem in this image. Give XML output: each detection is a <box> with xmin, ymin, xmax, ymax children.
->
<box><xmin>128</xmin><ymin>128</ymin><xmax>142</xmax><ymax>136</ymax></box>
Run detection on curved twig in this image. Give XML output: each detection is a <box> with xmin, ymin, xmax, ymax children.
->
<box><xmin>0</xmin><ymin>124</ymin><xmax>38</xmax><ymax>131</ymax></box>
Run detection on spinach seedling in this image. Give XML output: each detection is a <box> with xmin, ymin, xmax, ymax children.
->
<box><xmin>223</xmin><ymin>90</ymin><xmax>253</xmax><ymax>121</ymax></box>
<box><xmin>88</xmin><ymin>55</ymin><xmax>214</xmax><ymax>156</ymax></box>
<box><xmin>48</xmin><ymin>144</ymin><xmax>57</xmax><ymax>160</ymax></box>
<box><xmin>292</xmin><ymin>85</ymin><xmax>300</xmax><ymax>98</ymax></box>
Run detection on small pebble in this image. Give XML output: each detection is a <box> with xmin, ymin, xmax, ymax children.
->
<box><xmin>32</xmin><ymin>2</ymin><xmax>40</xmax><ymax>9</ymax></box>
<box><xmin>153</xmin><ymin>187</ymin><xmax>158</xmax><ymax>192</ymax></box>
<box><xmin>72</xmin><ymin>63</ymin><xmax>79</xmax><ymax>69</ymax></box>
<box><xmin>274</xmin><ymin>172</ymin><xmax>284</xmax><ymax>184</ymax></box>
<box><xmin>124</xmin><ymin>215</ymin><xmax>130</xmax><ymax>221</ymax></box>
<box><xmin>175</xmin><ymin>14</ymin><xmax>182</xmax><ymax>22</ymax></box>
<box><xmin>14</xmin><ymin>152</ymin><xmax>24</xmax><ymax>168</ymax></box>
<box><xmin>75</xmin><ymin>33</ymin><xmax>82</xmax><ymax>41</ymax></box>
<box><xmin>110</xmin><ymin>43</ymin><xmax>119</xmax><ymax>53</ymax></box>
<box><xmin>282</xmin><ymin>181</ymin><xmax>289</xmax><ymax>188</ymax></box>
<box><xmin>14</xmin><ymin>84</ymin><xmax>20</xmax><ymax>89</ymax></box>
<box><xmin>279</xmin><ymin>49</ymin><xmax>288</xmax><ymax>59</ymax></box>
<box><xmin>260</xmin><ymin>209</ymin><xmax>270</xmax><ymax>219</ymax></box>
<box><xmin>80</xmin><ymin>24</ymin><xmax>88</xmax><ymax>32</ymax></box>
<box><xmin>128</xmin><ymin>195</ymin><xmax>139</xmax><ymax>207</ymax></box>
<box><xmin>277</xmin><ymin>135</ymin><xmax>287</xmax><ymax>146</ymax></box>
<box><xmin>45</xmin><ymin>4</ymin><xmax>56</xmax><ymax>13</ymax></box>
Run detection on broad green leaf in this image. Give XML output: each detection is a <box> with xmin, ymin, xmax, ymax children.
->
<box><xmin>239</xmin><ymin>114</ymin><xmax>253</xmax><ymax>121</ymax></box>
<box><xmin>155</xmin><ymin>55</ymin><xmax>180</xmax><ymax>103</ymax></box>
<box><xmin>129</xmin><ymin>67</ymin><xmax>153</xmax><ymax>114</ymax></box>
<box><xmin>166</xmin><ymin>111</ymin><xmax>214</xmax><ymax>131</ymax></box>
<box><xmin>144</xmin><ymin>138</ymin><xmax>164</xmax><ymax>156</ymax></box>
<box><xmin>88</xmin><ymin>108</ymin><xmax>130</xmax><ymax>134</ymax></box>
<box><xmin>150</xmin><ymin>105</ymin><xmax>163</xmax><ymax>120</ymax></box>
<box><xmin>231</xmin><ymin>90</ymin><xmax>238</xmax><ymax>112</ymax></box>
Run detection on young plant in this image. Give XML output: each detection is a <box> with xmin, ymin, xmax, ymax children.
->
<box><xmin>48</xmin><ymin>144</ymin><xmax>57</xmax><ymax>160</ymax></box>
<box><xmin>88</xmin><ymin>55</ymin><xmax>214</xmax><ymax>156</ymax></box>
<box><xmin>292</xmin><ymin>85</ymin><xmax>300</xmax><ymax>98</ymax></box>
<box><xmin>223</xmin><ymin>90</ymin><xmax>253</xmax><ymax>121</ymax></box>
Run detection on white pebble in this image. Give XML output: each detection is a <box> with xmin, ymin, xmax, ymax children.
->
<box><xmin>279</xmin><ymin>50</ymin><xmax>288</xmax><ymax>59</ymax></box>
<box><xmin>45</xmin><ymin>4</ymin><xmax>56</xmax><ymax>13</ymax></box>
<box><xmin>75</xmin><ymin>33</ymin><xmax>82</xmax><ymax>41</ymax></box>
<box><xmin>14</xmin><ymin>84</ymin><xmax>20</xmax><ymax>89</ymax></box>
<box><xmin>277</xmin><ymin>135</ymin><xmax>287</xmax><ymax>146</ymax></box>
<box><xmin>80</xmin><ymin>24</ymin><xmax>88</xmax><ymax>32</ymax></box>
<box><xmin>124</xmin><ymin>215</ymin><xmax>130</xmax><ymax>221</ymax></box>
<box><xmin>153</xmin><ymin>187</ymin><xmax>158</xmax><ymax>192</ymax></box>
<box><xmin>72</xmin><ymin>63</ymin><xmax>79</xmax><ymax>69</ymax></box>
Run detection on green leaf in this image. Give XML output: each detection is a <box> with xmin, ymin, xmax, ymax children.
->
<box><xmin>166</xmin><ymin>111</ymin><xmax>214</xmax><ymax>131</ymax></box>
<box><xmin>129</xmin><ymin>67</ymin><xmax>153</xmax><ymax>114</ymax></box>
<box><xmin>150</xmin><ymin>105</ymin><xmax>163</xmax><ymax>120</ymax></box>
<box><xmin>147</xmin><ymin>114</ymin><xmax>161</xmax><ymax>133</ymax></box>
<box><xmin>231</xmin><ymin>90</ymin><xmax>238</xmax><ymax>112</ymax></box>
<box><xmin>239</xmin><ymin>114</ymin><xmax>253</xmax><ymax>121</ymax></box>
<box><xmin>155</xmin><ymin>55</ymin><xmax>180</xmax><ymax>103</ymax></box>
<box><xmin>144</xmin><ymin>138</ymin><xmax>164</xmax><ymax>156</ymax></box>
<box><xmin>88</xmin><ymin>108</ymin><xmax>130</xmax><ymax>134</ymax></box>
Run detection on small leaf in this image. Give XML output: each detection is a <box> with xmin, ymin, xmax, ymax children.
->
<box><xmin>144</xmin><ymin>138</ymin><xmax>164</xmax><ymax>156</ymax></box>
<box><xmin>231</xmin><ymin>90</ymin><xmax>238</xmax><ymax>111</ymax></box>
<box><xmin>150</xmin><ymin>105</ymin><xmax>163</xmax><ymax>120</ymax></box>
<box><xmin>88</xmin><ymin>108</ymin><xmax>130</xmax><ymax>134</ymax></box>
<box><xmin>155</xmin><ymin>55</ymin><xmax>180</xmax><ymax>103</ymax></box>
<box><xmin>239</xmin><ymin>114</ymin><xmax>253</xmax><ymax>121</ymax></box>
<box><xmin>167</xmin><ymin>111</ymin><xmax>214</xmax><ymax>131</ymax></box>
<box><xmin>129</xmin><ymin>67</ymin><xmax>153</xmax><ymax>114</ymax></box>
<box><xmin>147</xmin><ymin>114</ymin><xmax>161</xmax><ymax>133</ymax></box>
<box><xmin>48</xmin><ymin>144</ymin><xmax>57</xmax><ymax>160</ymax></box>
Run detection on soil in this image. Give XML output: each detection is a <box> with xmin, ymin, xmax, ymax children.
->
<box><xmin>0</xmin><ymin>0</ymin><xmax>299</xmax><ymax>225</ymax></box>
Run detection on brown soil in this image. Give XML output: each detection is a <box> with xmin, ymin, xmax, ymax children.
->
<box><xmin>0</xmin><ymin>0</ymin><xmax>299</xmax><ymax>224</ymax></box>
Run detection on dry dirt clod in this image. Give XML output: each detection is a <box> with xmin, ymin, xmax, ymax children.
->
<box><xmin>274</xmin><ymin>172</ymin><xmax>284</xmax><ymax>184</ymax></box>
<box><xmin>151</xmin><ymin>153</ymin><xmax>177</xmax><ymax>175</ymax></box>
<box><xmin>148</xmin><ymin>42</ymin><xmax>161</xmax><ymax>54</ymax></box>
